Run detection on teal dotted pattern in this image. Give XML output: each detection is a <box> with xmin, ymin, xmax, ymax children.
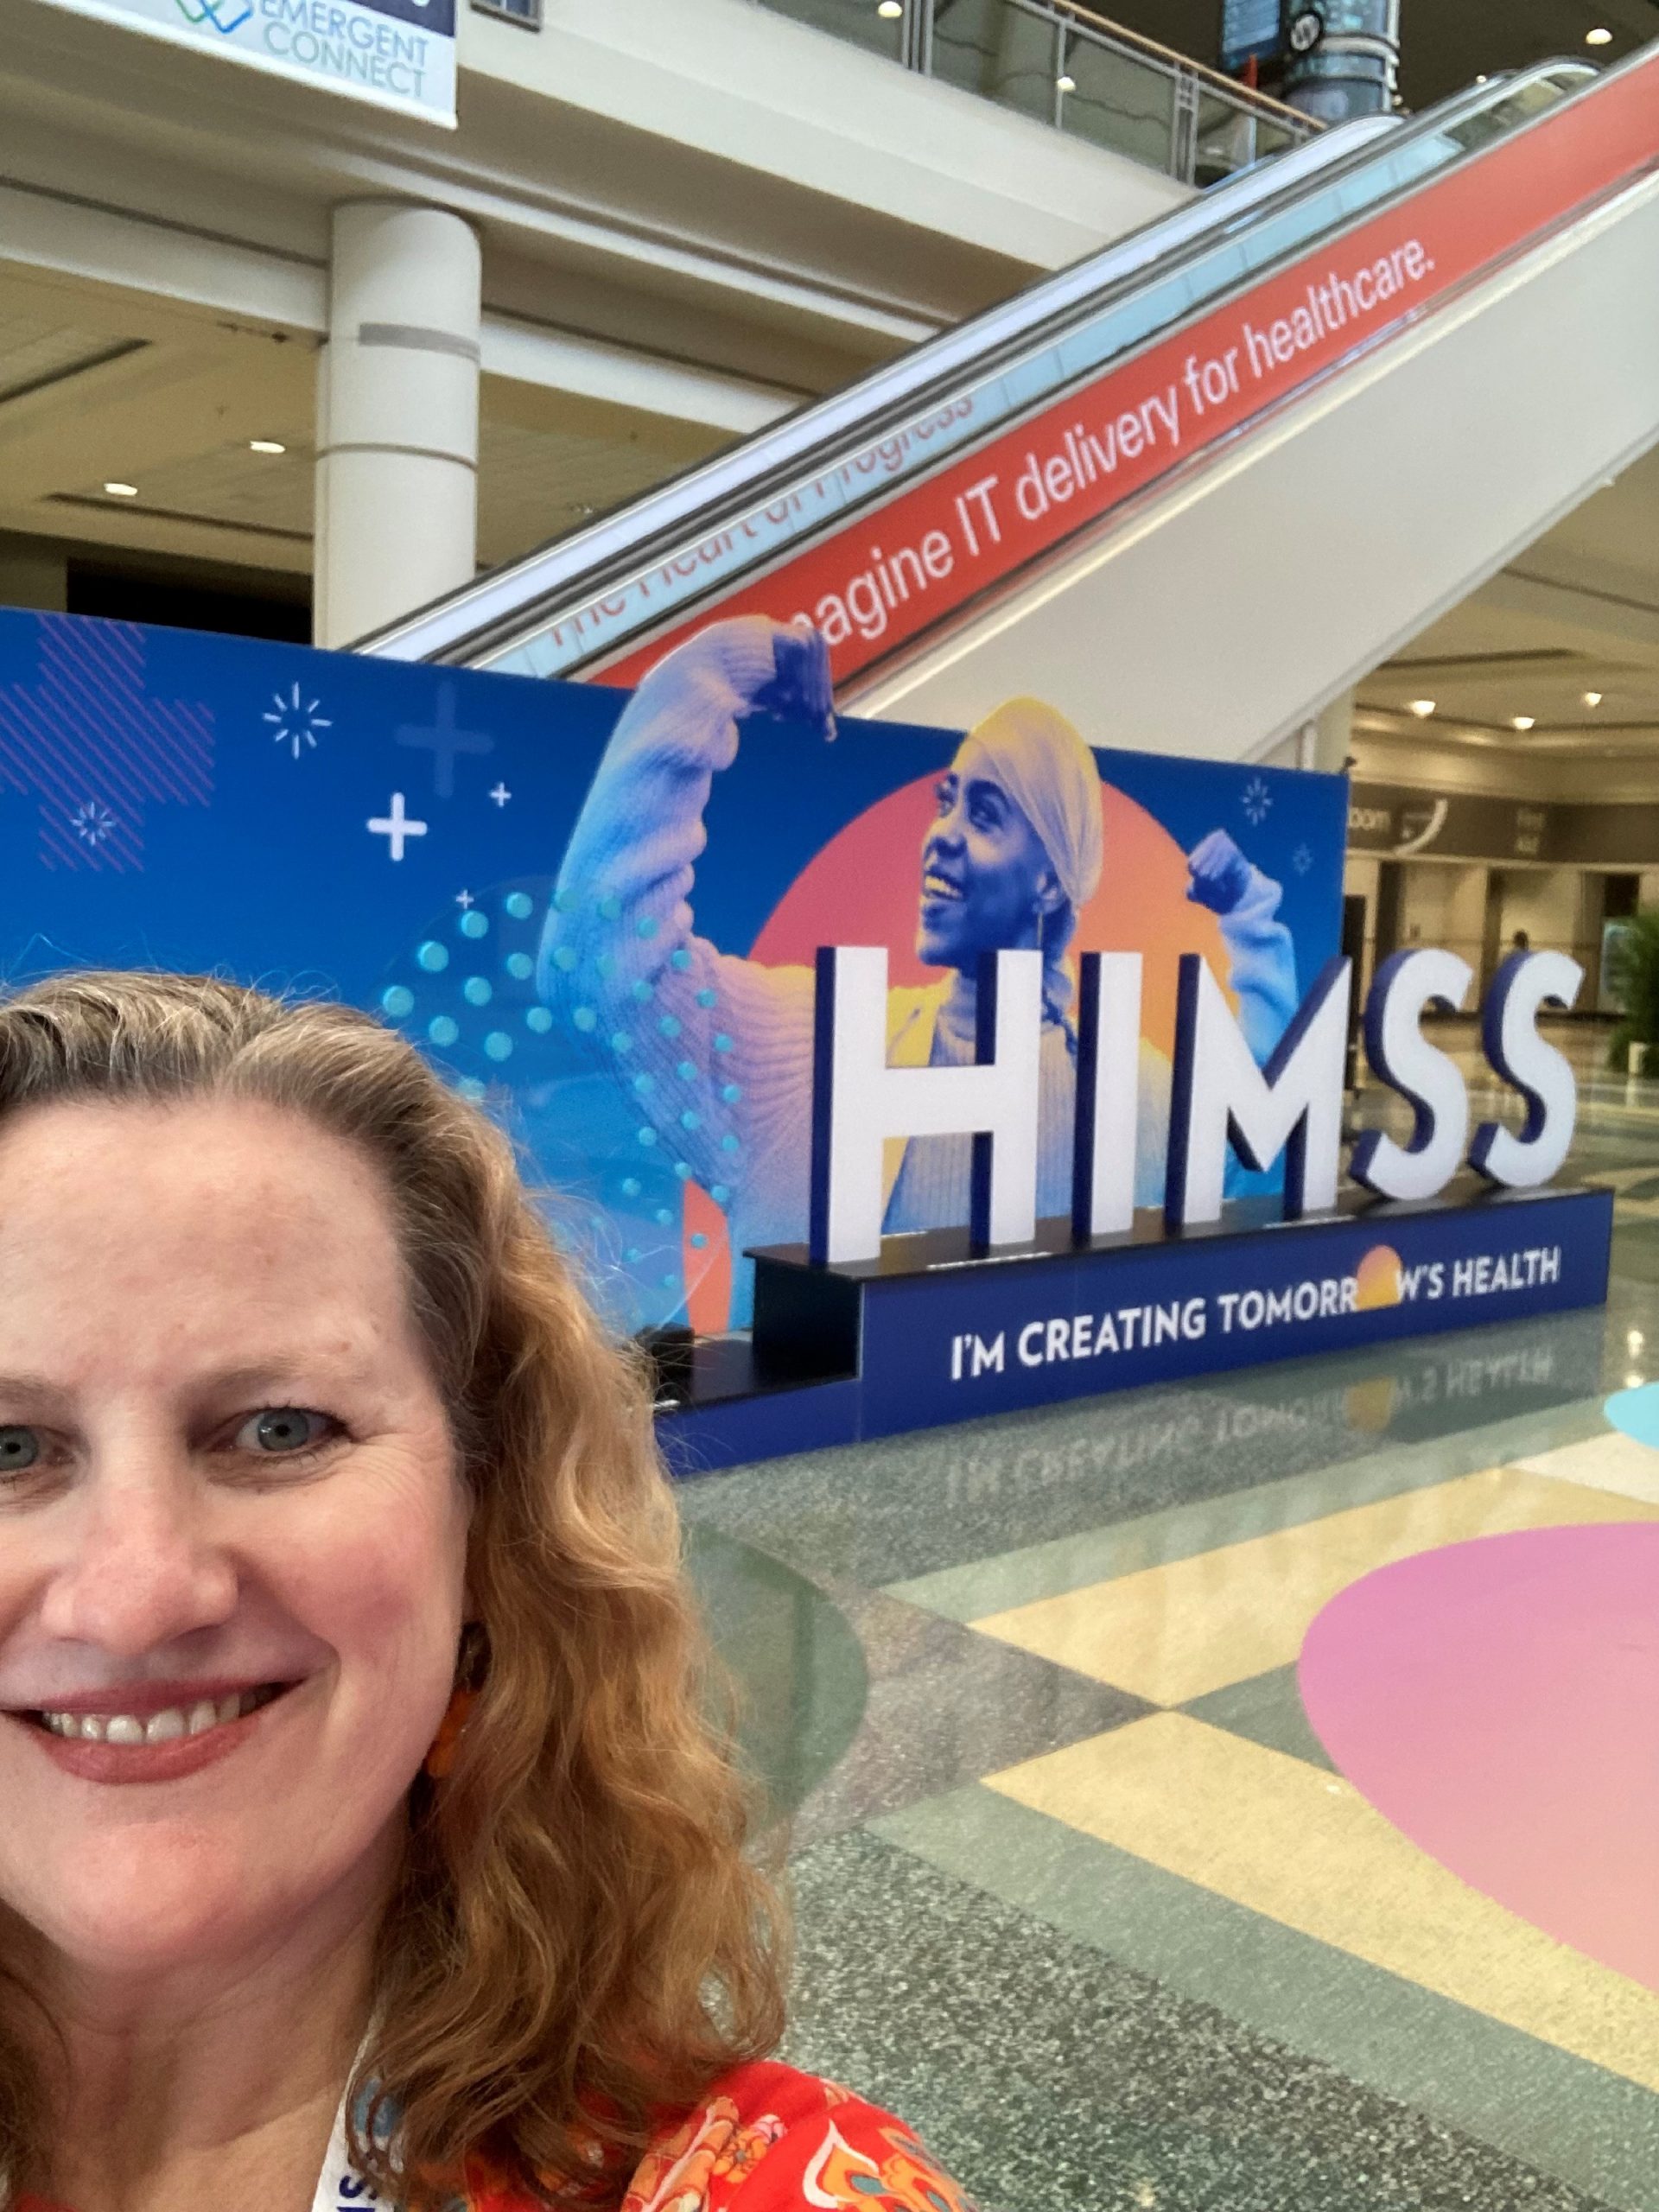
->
<box><xmin>377</xmin><ymin>874</ymin><xmax>750</xmax><ymax>1334</ymax></box>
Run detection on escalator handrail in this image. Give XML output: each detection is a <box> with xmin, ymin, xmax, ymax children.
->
<box><xmin>362</xmin><ymin>60</ymin><xmax>1596</xmax><ymax>668</ymax></box>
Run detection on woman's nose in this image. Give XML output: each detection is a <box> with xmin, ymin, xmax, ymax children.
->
<box><xmin>39</xmin><ymin>1463</ymin><xmax>238</xmax><ymax>1655</ymax></box>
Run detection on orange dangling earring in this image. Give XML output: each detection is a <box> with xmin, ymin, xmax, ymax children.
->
<box><xmin>423</xmin><ymin>1688</ymin><xmax>478</xmax><ymax>1780</ymax></box>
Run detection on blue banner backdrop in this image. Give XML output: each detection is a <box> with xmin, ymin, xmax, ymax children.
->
<box><xmin>0</xmin><ymin>612</ymin><xmax>1346</xmax><ymax>1338</ymax></box>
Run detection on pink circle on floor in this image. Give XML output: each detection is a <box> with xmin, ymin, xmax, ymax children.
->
<box><xmin>1300</xmin><ymin>1522</ymin><xmax>1659</xmax><ymax>1988</ymax></box>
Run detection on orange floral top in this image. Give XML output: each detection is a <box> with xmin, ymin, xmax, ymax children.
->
<box><xmin>18</xmin><ymin>2061</ymin><xmax>976</xmax><ymax>2212</ymax></box>
<box><xmin>471</xmin><ymin>2063</ymin><xmax>977</xmax><ymax>2212</ymax></box>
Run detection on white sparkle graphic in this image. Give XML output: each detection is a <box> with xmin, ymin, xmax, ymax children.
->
<box><xmin>70</xmin><ymin>799</ymin><xmax>117</xmax><ymax>847</ymax></box>
<box><xmin>489</xmin><ymin>782</ymin><xmax>512</xmax><ymax>808</ymax></box>
<box><xmin>366</xmin><ymin>791</ymin><xmax>428</xmax><ymax>862</ymax></box>
<box><xmin>1242</xmin><ymin>775</ymin><xmax>1273</xmax><ymax>827</ymax></box>
<box><xmin>263</xmin><ymin>681</ymin><xmax>333</xmax><ymax>761</ymax></box>
<box><xmin>455</xmin><ymin>888</ymin><xmax>474</xmax><ymax>909</ymax></box>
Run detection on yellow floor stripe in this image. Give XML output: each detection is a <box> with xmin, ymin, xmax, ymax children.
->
<box><xmin>988</xmin><ymin>1713</ymin><xmax>1659</xmax><ymax>2090</ymax></box>
<box><xmin>1515</xmin><ymin>1430</ymin><xmax>1659</xmax><ymax>1506</ymax></box>
<box><xmin>972</xmin><ymin>1466</ymin><xmax>1659</xmax><ymax>1706</ymax></box>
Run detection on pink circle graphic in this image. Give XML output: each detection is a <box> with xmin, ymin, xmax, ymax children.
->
<box><xmin>1301</xmin><ymin>1523</ymin><xmax>1659</xmax><ymax>1988</ymax></box>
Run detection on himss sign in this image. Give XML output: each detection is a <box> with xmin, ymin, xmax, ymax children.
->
<box><xmin>809</xmin><ymin>942</ymin><xmax>1583</xmax><ymax>1262</ymax></box>
<box><xmin>734</xmin><ymin>938</ymin><xmax>1611</xmax><ymax>1442</ymax></box>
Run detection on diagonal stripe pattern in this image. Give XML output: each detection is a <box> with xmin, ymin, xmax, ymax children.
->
<box><xmin>0</xmin><ymin>617</ymin><xmax>215</xmax><ymax>873</ymax></box>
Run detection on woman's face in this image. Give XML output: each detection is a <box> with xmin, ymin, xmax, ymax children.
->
<box><xmin>916</xmin><ymin>738</ymin><xmax>1061</xmax><ymax>972</ymax></box>
<box><xmin>0</xmin><ymin>1096</ymin><xmax>470</xmax><ymax>1987</ymax></box>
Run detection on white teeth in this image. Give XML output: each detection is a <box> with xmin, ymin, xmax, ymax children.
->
<box><xmin>34</xmin><ymin>1689</ymin><xmax>278</xmax><ymax>1745</ymax></box>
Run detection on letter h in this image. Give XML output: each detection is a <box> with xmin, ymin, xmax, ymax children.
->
<box><xmin>809</xmin><ymin>945</ymin><xmax>1042</xmax><ymax>1265</ymax></box>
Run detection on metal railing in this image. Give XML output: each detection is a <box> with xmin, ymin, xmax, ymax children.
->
<box><xmin>753</xmin><ymin>0</ymin><xmax>1319</xmax><ymax>185</ymax></box>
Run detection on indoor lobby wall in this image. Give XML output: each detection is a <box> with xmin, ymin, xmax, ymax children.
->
<box><xmin>1398</xmin><ymin>861</ymin><xmax>1489</xmax><ymax>972</ymax></box>
<box><xmin>1493</xmin><ymin>868</ymin><xmax>1594</xmax><ymax>959</ymax></box>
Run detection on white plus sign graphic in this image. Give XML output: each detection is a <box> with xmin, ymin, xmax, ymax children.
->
<box><xmin>489</xmin><ymin>782</ymin><xmax>512</xmax><ymax>808</ymax></box>
<box><xmin>455</xmin><ymin>888</ymin><xmax>474</xmax><ymax>909</ymax></box>
<box><xmin>366</xmin><ymin>791</ymin><xmax>428</xmax><ymax>861</ymax></box>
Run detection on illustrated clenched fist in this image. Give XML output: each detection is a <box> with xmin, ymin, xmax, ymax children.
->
<box><xmin>1185</xmin><ymin>828</ymin><xmax>1254</xmax><ymax>915</ymax></box>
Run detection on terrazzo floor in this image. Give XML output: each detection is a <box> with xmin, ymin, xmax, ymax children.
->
<box><xmin>677</xmin><ymin>1023</ymin><xmax>1659</xmax><ymax>2210</ymax></box>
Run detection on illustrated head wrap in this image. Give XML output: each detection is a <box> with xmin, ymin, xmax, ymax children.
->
<box><xmin>960</xmin><ymin>697</ymin><xmax>1103</xmax><ymax>913</ymax></box>
<box><xmin>956</xmin><ymin>697</ymin><xmax>1104</xmax><ymax>1015</ymax></box>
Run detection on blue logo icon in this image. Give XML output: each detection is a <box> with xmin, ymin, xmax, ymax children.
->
<box><xmin>175</xmin><ymin>0</ymin><xmax>254</xmax><ymax>36</ymax></box>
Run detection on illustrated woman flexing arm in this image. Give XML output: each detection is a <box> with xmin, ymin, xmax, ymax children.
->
<box><xmin>541</xmin><ymin>619</ymin><xmax>1300</xmax><ymax>1326</ymax></box>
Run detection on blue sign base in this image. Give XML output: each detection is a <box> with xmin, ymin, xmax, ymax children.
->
<box><xmin>655</xmin><ymin>1178</ymin><xmax>1612</xmax><ymax>1477</ymax></box>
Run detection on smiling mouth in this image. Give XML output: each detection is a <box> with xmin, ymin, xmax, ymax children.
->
<box><xmin>921</xmin><ymin>870</ymin><xmax>964</xmax><ymax>903</ymax></box>
<box><xmin>24</xmin><ymin>1684</ymin><xmax>291</xmax><ymax>1747</ymax></box>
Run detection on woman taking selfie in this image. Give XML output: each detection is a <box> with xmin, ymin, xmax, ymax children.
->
<box><xmin>0</xmin><ymin>970</ymin><xmax>971</xmax><ymax>2212</ymax></box>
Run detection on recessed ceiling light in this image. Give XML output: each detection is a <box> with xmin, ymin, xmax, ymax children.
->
<box><xmin>103</xmin><ymin>481</ymin><xmax>138</xmax><ymax>498</ymax></box>
<box><xmin>876</xmin><ymin>1</ymin><xmax>902</xmax><ymax>16</ymax></box>
<box><xmin>1057</xmin><ymin>72</ymin><xmax>1077</xmax><ymax>91</ymax></box>
<box><xmin>249</xmin><ymin>438</ymin><xmax>287</xmax><ymax>455</ymax></box>
<box><xmin>1408</xmin><ymin>698</ymin><xmax>1436</xmax><ymax>717</ymax></box>
<box><xmin>1583</xmin><ymin>690</ymin><xmax>1604</xmax><ymax>707</ymax></box>
<box><xmin>1586</xmin><ymin>26</ymin><xmax>1613</xmax><ymax>44</ymax></box>
<box><xmin>1512</xmin><ymin>715</ymin><xmax>1536</xmax><ymax>730</ymax></box>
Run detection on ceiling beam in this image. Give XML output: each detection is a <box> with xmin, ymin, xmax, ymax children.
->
<box><xmin>0</xmin><ymin>184</ymin><xmax>799</xmax><ymax>439</ymax></box>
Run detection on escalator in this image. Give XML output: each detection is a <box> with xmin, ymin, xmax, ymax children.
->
<box><xmin>360</xmin><ymin>52</ymin><xmax>1659</xmax><ymax>764</ymax></box>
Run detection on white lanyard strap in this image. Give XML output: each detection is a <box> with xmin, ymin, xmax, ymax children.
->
<box><xmin>310</xmin><ymin>2079</ymin><xmax>399</xmax><ymax>2211</ymax></box>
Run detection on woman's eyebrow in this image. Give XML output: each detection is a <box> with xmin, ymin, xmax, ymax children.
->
<box><xmin>0</xmin><ymin>1369</ymin><xmax>63</xmax><ymax>1405</ymax></box>
<box><xmin>963</xmin><ymin>778</ymin><xmax>1007</xmax><ymax>813</ymax></box>
<box><xmin>0</xmin><ymin>1356</ymin><xmax>374</xmax><ymax>1407</ymax></box>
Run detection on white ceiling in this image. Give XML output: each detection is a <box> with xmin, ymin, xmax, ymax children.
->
<box><xmin>0</xmin><ymin>262</ymin><xmax>737</xmax><ymax>586</ymax></box>
<box><xmin>1356</xmin><ymin>442</ymin><xmax>1659</xmax><ymax>782</ymax></box>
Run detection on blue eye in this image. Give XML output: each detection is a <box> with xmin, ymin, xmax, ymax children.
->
<box><xmin>0</xmin><ymin>1427</ymin><xmax>40</xmax><ymax>1475</ymax></box>
<box><xmin>235</xmin><ymin>1408</ymin><xmax>332</xmax><ymax>1457</ymax></box>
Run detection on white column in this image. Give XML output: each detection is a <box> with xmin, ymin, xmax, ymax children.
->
<box><xmin>1289</xmin><ymin>689</ymin><xmax>1354</xmax><ymax>772</ymax></box>
<box><xmin>315</xmin><ymin>200</ymin><xmax>481</xmax><ymax>650</ymax></box>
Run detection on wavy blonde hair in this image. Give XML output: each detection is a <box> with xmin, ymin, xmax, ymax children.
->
<box><xmin>0</xmin><ymin>968</ymin><xmax>786</xmax><ymax>2207</ymax></box>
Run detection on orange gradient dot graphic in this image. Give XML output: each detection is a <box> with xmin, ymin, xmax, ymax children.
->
<box><xmin>1353</xmin><ymin>1245</ymin><xmax>1405</xmax><ymax>1311</ymax></box>
<box><xmin>751</xmin><ymin>772</ymin><xmax>1234</xmax><ymax>1055</ymax></box>
<box><xmin>1344</xmin><ymin>1376</ymin><xmax>1399</xmax><ymax>1433</ymax></box>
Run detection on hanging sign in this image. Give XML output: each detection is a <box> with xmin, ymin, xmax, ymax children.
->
<box><xmin>29</xmin><ymin>0</ymin><xmax>458</xmax><ymax>128</ymax></box>
<box><xmin>1222</xmin><ymin>0</ymin><xmax>1283</xmax><ymax>70</ymax></box>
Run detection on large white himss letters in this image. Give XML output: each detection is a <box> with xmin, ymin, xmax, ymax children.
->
<box><xmin>807</xmin><ymin>944</ymin><xmax>1583</xmax><ymax>1266</ymax></box>
<box><xmin>810</xmin><ymin>946</ymin><xmax>1043</xmax><ymax>1264</ymax></box>
<box><xmin>1470</xmin><ymin>949</ymin><xmax>1584</xmax><ymax>1186</ymax></box>
<box><xmin>1165</xmin><ymin>954</ymin><xmax>1351</xmax><ymax>1229</ymax></box>
<box><xmin>1350</xmin><ymin>947</ymin><xmax>1474</xmax><ymax>1202</ymax></box>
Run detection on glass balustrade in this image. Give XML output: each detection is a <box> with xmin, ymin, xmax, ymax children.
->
<box><xmin>755</xmin><ymin>0</ymin><xmax>1316</xmax><ymax>184</ymax></box>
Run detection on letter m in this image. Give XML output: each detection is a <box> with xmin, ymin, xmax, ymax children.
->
<box><xmin>1166</xmin><ymin>955</ymin><xmax>1351</xmax><ymax>1228</ymax></box>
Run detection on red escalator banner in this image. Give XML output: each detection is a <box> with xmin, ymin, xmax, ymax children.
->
<box><xmin>593</xmin><ymin>54</ymin><xmax>1659</xmax><ymax>692</ymax></box>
